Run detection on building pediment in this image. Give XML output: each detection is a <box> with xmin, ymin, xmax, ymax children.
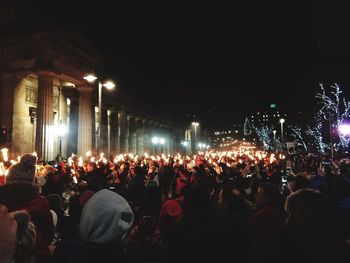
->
<box><xmin>0</xmin><ymin>30</ymin><xmax>104</xmax><ymax>85</ymax></box>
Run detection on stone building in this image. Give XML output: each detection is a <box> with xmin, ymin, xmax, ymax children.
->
<box><xmin>0</xmin><ymin>31</ymin><xmax>184</xmax><ymax>161</ymax></box>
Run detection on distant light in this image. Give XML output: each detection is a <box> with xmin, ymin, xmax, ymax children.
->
<box><xmin>191</xmin><ymin>122</ymin><xmax>199</xmax><ymax>127</ymax></box>
<box><xmin>279</xmin><ymin>118</ymin><xmax>285</xmax><ymax>124</ymax></box>
<box><xmin>159</xmin><ymin>138</ymin><xmax>165</xmax><ymax>144</ymax></box>
<box><xmin>103</xmin><ymin>81</ymin><xmax>116</xmax><ymax>90</ymax></box>
<box><xmin>270</xmin><ymin>103</ymin><xmax>277</xmax><ymax>108</ymax></box>
<box><xmin>151</xmin><ymin>137</ymin><xmax>159</xmax><ymax>144</ymax></box>
<box><xmin>84</xmin><ymin>74</ymin><xmax>97</xmax><ymax>82</ymax></box>
<box><xmin>183</xmin><ymin>141</ymin><xmax>189</xmax><ymax>146</ymax></box>
<box><xmin>57</xmin><ymin>124</ymin><xmax>66</xmax><ymax>137</ymax></box>
<box><xmin>339</xmin><ymin>124</ymin><xmax>350</xmax><ymax>136</ymax></box>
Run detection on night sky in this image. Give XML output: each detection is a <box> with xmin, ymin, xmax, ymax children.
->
<box><xmin>5</xmin><ymin>1</ymin><xmax>350</xmax><ymax>129</ymax></box>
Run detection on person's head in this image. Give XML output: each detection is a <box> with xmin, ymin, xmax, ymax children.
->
<box><xmin>285</xmin><ymin>188</ymin><xmax>336</xmax><ymax>232</ymax></box>
<box><xmin>12</xmin><ymin>211</ymin><xmax>36</xmax><ymax>263</ymax></box>
<box><xmin>288</xmin><ymin>175</ymin><xmax>311</xmax><ymax>192</ymax></box>
<box><xmin>47</xmin><ymin>194</ymin><xmax>64</xmax><ymax>217</ymax></box>
<box><xmin>192</xmin><ymin>176</ymin><xmax>216</xmax><ymax>196</ymax></box>
<box><xmin>159</xmin><ymin>199</ymin><xmax>183</xmax><ymax>225</ymax></box>
<box><xmin>256</xmin><ymin>183</ymin><xmax>282</xmax><ymax>208</ymax></box>
<box><xmin>0</xmin><ymin>204</ymin><xmax>18</xmax><ymax>263</ymax></box>
<box><xmin>80</xmin><ymin>189</ymin><xmax>134</xmax><ymax>243</ymax></box>
<box><xmin>218</xmin><ymin>184</ymin><xmax>245</xmax><ymax>212</ymax></box>
<box><xmin>6</xmin><ymin>154</ymin><xmax>37</xmax><ymax>184</ymax></box>
<box><xmin>86</xmin><ymin>162</ymin><xmax>96</xmax><ymax>172</ymax></box>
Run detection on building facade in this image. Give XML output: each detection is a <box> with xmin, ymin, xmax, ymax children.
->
<box><xmin>0</xmin><ymin>31</ymin><xmax>184</xmax><ymax>160</ymax></box>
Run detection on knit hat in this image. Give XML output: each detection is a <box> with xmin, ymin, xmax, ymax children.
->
<box><xmin>80</xmin><ymin>189</ymin><xmax>134</xmax><ymax>243</ymax></box>
<box><xmin>6</xmin><ymin>153</ymin><xmax>37</xmax><ymax>184</ymax></box>
<box><xmin>160</xmin><ymin>199</ymin><xmax>183</xmax><ymax>224</ymax></box>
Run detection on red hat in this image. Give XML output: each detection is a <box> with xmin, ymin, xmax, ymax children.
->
<box><xmin>160</xmin><ymin>199</ymin><xmax>183</xmax><ymax>224</ymax></box>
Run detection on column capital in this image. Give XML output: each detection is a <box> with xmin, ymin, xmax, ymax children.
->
<box><xmin>36</xmin><ymin>70</ymin><xmax>57</xmax><ymax>77</ymax></box>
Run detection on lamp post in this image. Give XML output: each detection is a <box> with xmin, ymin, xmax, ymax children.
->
<box><xmin>191</xmin><ymin>122</ymin><xmax>199</xmax><ymax>152</ymax></box>
<box><xmin>84</xmin><ymin>74</ymin><xmax>115</xmax><ymax>152</ymax></box>
<box><xmin>279</xmin><ymin>118</ymin><xmax>285</xmax><ymax>152</ymax></box>
<box><xmin>272</xmin><ymin>129</ymin><xmax>277</xmax><ymax>154</ymax></box>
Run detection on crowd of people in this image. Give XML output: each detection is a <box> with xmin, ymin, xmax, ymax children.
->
<box><xmin>0</xmin><ymin>149</ymin><xmax>350</xmax><ymax>262</ymax></box>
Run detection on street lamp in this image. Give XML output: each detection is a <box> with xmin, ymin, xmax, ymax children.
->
<box><xmin>84</xmin><ymin>74</ymin><xmax>116</xmax><ymax>152</ymax></box>
<box><xmin>279</xmin><ymin>118</ymin><xmax>285</xmax><ymax>151</ymax></box>
<box><xmin>151</xmin><ymin>136</ymin><xmax>165</xmax><ymax>154</ymax></box>
<box><xmin>191</xmin><ymin>122</ymin><xmax>199</xmax><ymax>152</ymax></box>
<box><xmin>272</xmin><ymin>129</ymin><xmax>277</xmax><ymax>154</ymax></box>
<box><xmin>338</xmin><ymin>123</ymin><xmax>350</xmax><ymax>136</ymax></box>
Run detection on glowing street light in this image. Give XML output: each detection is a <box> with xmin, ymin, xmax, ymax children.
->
<box><xmin>84</xmin><ymin>74</ymin><xmax>116</xmax><ymax>152</ymax></box>
<box><xmin>272</xmin><ymin>130</ymin><xmax>277</xmax><ymax>154</ymax></box>
<box><xmin>339</xmin><ymin>123</ymin><xmax>350</xmax><ymax>136</ymax></box>
<box><xmin>152</xmin><ymin>137</ymin><xmax>165</xmax><ymax>154</ymax></box>
<box><xmin>151</xmin><ymin>136</ymin><xmax>159</xmax><ymax>144</ymax></box>
<box><xmin>279</xmin><ymin>118</ymin><xmax>285</xmax><ymax>150</ymax></box>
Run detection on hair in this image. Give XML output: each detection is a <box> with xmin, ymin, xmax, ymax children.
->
<box><xmin>285</xmin><ymin>188</ymin><xmax>339</xmax><ymax>238</ymax></box>
<box><xmin>219</xmin><ymin>184</ymin><xmax>246</xmax><ymax>213</ymax></box>
<box><xmin>12</xmin><ymin>211</ymin><xmax>36</xmax><ymax>263</ymax></box>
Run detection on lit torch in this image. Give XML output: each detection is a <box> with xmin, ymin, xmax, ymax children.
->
<box><xmin>1</xmin><ymin>148</ymin><xmax>8</xmax><ymax>162</ymax></box>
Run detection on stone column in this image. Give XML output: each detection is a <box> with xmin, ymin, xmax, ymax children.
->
<box><xmin>165</xmin><ymin>128</ymin><xmax>170</xmax><ymax>155</ymax></box>
<box><xmin>143</xmin><ymin>119</ymin><xmax>150</xmax><ymax>154</ymax></box>
<box><xmin>168</xmin><ymin>130</ymin><xmax>173</xmax><ymax>154</ymax></box>
<box><xmin>35</xmin><ymin>72</ymin><xmax>54</xmax><ymax>161</ymax></box>
<box><xmin>136</xmin><ymin>118</ymin><xmax>144</xmax><ymax>156</ymax></box>
<box><xmin>77</xmin><ymin>86</ymin><xmax>93</xmax><ymax>156</ymax></box>
<box><xmin>117</xmin><ymin>112</ymin><xmax>123</xmax><ymax>153</ymax></box>
<box><xmin>119</xmin><ymin>112</ymin><xmax>128</xmax><ymax>153</ymax></box>
<box><xmin>109</xmin><ymin>111</ymin><xmax>118</xmax><ymax>155</ymax></box>
<box><xmin>175</xmin><ymin>129</ymin><xmax>182</xmax><ymax>154</ymax></box>
<box><xmin>0</xmin><ymin>74</ymin><xmax>14</xmax><ymax>147</ymax></box>
<box><xmin>107</xmin><ymin>110</ymin><xmax>111</xmax><ymax>155</ymax></box>
<box><xmin>66</xmin><ymin>94</ymin><xmax>79</xmax><ymax>156</ymax></box>
<box><xmin>152</xmin><ymin>123</ymin><xmax>159</xmax><ymax>155</ymax></box>
<box><xmin>100</xmin><ymin>108</ymin><xmax>108</xmax><ymax>153</ymax></box>
<box><xmin>128</xmin><ymin>115</ymin><xmax>136</xmax><ymax>154</ymax></box>
<box><xmin>125</xmin><ymin>115</ymin><xmax>130</xmax><ymax>153</ymax></box>
<box><xmin>0</xmin><ymin>75</ymin><xmax>13</xmax><ymax>127</ymax></box>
